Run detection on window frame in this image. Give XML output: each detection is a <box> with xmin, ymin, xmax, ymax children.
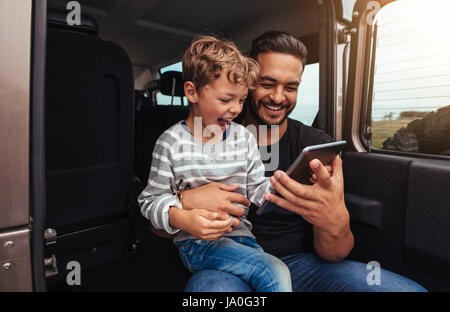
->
<box><xmin>365</xmin><ymin>1</ymin><xmax>450</xmax><ymax>160</ymax></box>
<box><xmin>289</xmin><ymin>62</ymin><xmax>320</xmax><ymax>126</ymax></box>
<box><xmin>344</xmin><ymin>0</ymin><xmax>450</xmax><ymax>161</ymax></box>
<box><xmin>155</xmin><ymin>62</ymin><xmax>187</xmax><ymax>107</ymax></box>
<box><xmin>318</xmin><ymin>0</ymin><xmax>339</xmax><ymax>138</ymax></box>
<box><xmin>154</xmin><ymin>90</ymin><xmax>187</xmax><ymax>107</ymax></box>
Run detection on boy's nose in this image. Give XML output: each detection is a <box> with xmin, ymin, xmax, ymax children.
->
<box><xmin>228</xmin><ymin>101</ymin><xmax>241</xmax><ymax>115</ymax></box>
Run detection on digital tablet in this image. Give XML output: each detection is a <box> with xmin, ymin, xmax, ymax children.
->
<box><xmin>256</xmin><ymin>140</ymin><xmax>347</xmax><ymax>216</ymax></box>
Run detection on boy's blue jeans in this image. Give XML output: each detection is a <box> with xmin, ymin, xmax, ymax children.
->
<box><xmin>175</xmin><ymin>236</ymin><xmax>292</xmax><ymax>292</ymax></box>
<box><xmin>184</xmin><ymin>252</ymin><xmax>427</xmax><ymax>292</ymax></box>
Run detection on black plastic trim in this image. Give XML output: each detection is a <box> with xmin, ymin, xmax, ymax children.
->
<box><xmin>358</xmin><ymin>18</ymin><xmax>377</xmax><ymax>151</ymax></box>
<box><xmin>30</xmin><ymin>0</ymin><xmax>47</xmax><ymax>292</ymax></box>
<box><xmin>47</xmin><ymin>8</ymin><xmax>98</xmax><ymax>36</ymax></box>
<box><xmin>318</xmin><ymin>0</ymin><xmax>338</xmax><ymax>138</ymax></box>
<box><xmin>371</xmin><ymin>147</ymin><xmax>450</xmax><ymax>162</ymax></box>
<box><xmin>343</xmin><ymin>0</ymin><xmax>396</xmax><ymax>151</ymax></box>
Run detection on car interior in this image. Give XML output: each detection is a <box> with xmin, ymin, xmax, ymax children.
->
<box><xmin>37</xmin><ymin>0</ymin><xmax>450</xmax><ymax>292</ymax></box>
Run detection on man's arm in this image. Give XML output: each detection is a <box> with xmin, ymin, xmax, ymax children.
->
<box><xmin>182</xmin><ymin>183</ymin><xmax>249</xmax><ymax>217</ymax></box>
<box><xmin>149</xmin><ymin>182</ymin><xmax>249</xmax><ymax>238</ymax></box>
<box><xmin>310</xmin><ymin>156</ymin><xmax>354</xmax><ymax>262</ymax></box>
<box><xmin>313</xmin><ymin>224</ymin><xmax>354</xmax><ymax>262</ymax></box>
<box><xmin>265</xmin><ymin>156</ymin><xmax>354</xmax><ymax>262</ymax></box>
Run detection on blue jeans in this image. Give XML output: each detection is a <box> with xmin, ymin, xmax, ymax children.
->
<box><xmin>175</xmin><ymin>236</ymin><xmax>292</xmax><ymax>292</ymax></box>
<box><xmin>185</xmin><ymin>252</ymin><xmax>427</xmax><ymax>292</ymax></box>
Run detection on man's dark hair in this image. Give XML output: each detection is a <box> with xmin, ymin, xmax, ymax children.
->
<box><xmin>249</xmin><ymin>30</ymin><xmax>307</xmax><ymax>69</ymax></box>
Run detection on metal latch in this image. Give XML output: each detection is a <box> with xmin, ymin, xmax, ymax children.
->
<box><xmin>365</xmin><ymin>125</ymin><xmax>373</xmax><ymax>152</ymax></box>
<box><xmin>365</xmin><ymin>125</ymin><xmax>373</xmax><ymax>140</ymax></box>
<box><xmin>337</xmin><ymin>27</ymin><xmax>357</xmax><ymax>44</ymax></box>
<box><xmin>44</xmin><ymin>228</ymin><xmax>57</xmax><ymax>245</ymax></box>
<box><xmin>44</xmin><ymin>255</ymin><xmax>58</xmax><ymax>277</ymax></box>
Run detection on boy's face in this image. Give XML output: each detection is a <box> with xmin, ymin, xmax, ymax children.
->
<box><xmin>249</xmin><ymin>52</ymin><xmax>303</xmax><ymax>126</ymax></box>
<box><xmin>187</xmin><ymin>71</ymin><xmax>248</xmax><ymax>132</ymax></box>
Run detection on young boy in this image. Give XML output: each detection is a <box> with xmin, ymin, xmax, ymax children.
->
<box><xmin>138</xmin><ymin>35</ymin><xmax>292</xmax><ymax>292</ymax></box>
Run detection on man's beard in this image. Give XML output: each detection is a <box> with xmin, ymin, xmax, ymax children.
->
<box><xmin>247</xmin><ymin>93</ymin><xmax>293</xmax><ymax>128</ymax></box>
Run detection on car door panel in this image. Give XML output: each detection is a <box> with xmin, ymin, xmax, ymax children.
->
<box><xmin>404</xmin><ymin>162</ymin><xmax>450</xmax><ymax>285</ymax></box>
<box><xmin>343</xmin><ymin>151</ymin><xmax>450</xmax><ymax>291</ymax></box>
<box><xmin>343</xmin><ymin>152</ymin><xmax>411</xmax><ymax>275</ymax></box>
<box><xmin>344</xmin><ymin>193</ymin><xmax>383</xmax><ymax>229</ymax></box>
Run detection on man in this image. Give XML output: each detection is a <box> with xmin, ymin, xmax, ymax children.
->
<box><xmin>166</xmin><ymin>31</ymin><xmax>426</xmax><ymax>291</ymax></box>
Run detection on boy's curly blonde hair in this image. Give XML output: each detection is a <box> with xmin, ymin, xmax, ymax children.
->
<box><xmin>182</xmin><ymin>35</ymin><xmax>259</xmax><ymax>91</ymax></box>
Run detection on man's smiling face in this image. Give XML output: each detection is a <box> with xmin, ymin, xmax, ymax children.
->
<box><xmin>249</xmin><ymin>51</ymin><xmax>303</xmax><ymax>126</ymax></box>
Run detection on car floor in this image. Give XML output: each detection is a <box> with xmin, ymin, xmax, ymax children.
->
<box><xmin>47</xmin><ymin>208</ymin><xmax>191</xmax><ymax>292</ymax></box>
<box><xmin>79</xmin><ymin>233</ymin><xmax>191</xmax><ymax>292</ymax></box>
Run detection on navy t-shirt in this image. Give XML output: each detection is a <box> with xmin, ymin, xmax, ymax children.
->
<box><xmin>247</xmin><ymin>118</ymin><xmax>333</xmax><ymax>258</ymax></box>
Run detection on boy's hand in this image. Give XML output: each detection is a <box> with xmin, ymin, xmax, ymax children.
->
<box><xmin>169</xmin><ymin>207</ymin><xmax>235</xmax><ymax>240</ymax></box>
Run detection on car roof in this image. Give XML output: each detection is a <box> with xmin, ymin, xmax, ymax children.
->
<box><xmin>47</xmin><ymin>0</ymin><xmax>319</xmax><ymax>74</ymax></box>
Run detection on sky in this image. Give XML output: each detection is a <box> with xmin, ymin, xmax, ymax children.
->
<box><xmin>371</xmin><ymin>0</ymin><xmax>450</xmax><ymax>121</ymax></box>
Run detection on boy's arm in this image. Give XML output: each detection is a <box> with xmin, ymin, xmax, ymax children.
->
<box><xmin>140</xmin><ymin>134</ymin><xmax>234</xmax><ymax>239</ymax></box>
<box><xmin>138</xmin><ymin>138</ymin><xmax>181</xmax><ymax>235</ymax></box>
<box><xmin>246</xmin><ymin>132</ymin><xmax>273</xmax><ymax>207</ymax></box>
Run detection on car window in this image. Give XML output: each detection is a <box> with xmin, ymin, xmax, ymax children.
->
<box><xmin>156</xmin><ymin>61</ymin><xmax>320</xmax><ymax>124</ymax></box>
<box><xmin>156</xmin><ymin>61</ymin><xmax>188</xmax><ymax>106</ymax></box>
<box><xmin>369</xmin><ymin>0</ymin><xmax>450</xmax><ymax>156</ymax></box>
<box><xmin>290</xmin><ymin>63</ymin><xmax>320</xmax><ymax>126</ymax></box>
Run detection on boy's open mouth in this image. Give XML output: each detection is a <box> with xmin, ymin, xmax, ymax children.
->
<box><xmin>217</xmin><ymin>118</ymin><xmax>232</xmax><ymax>130</ymax></box>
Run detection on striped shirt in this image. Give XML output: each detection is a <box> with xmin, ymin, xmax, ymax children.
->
<box><xmin>138</xmin><ymin>120</ymin><xmax>273</xmax><ymax>242</ymax></box>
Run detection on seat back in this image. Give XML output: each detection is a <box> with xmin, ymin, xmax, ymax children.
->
<box><xmin>45</xmin><ymin>10</ymin><xmax>134</xmax><ymax>233</ymax></box>
<box><xmin>134</xmin><ymin>106</ymin><xmax>189</xmax><ymax>184</ymax></box>
<box><xmin>134</xmin><ymin>71</ymin><xmax>189</xmax><ymax>184</ymax></box>
<box><xmin>44</xmin><ymin>10</ymin><xmax>135</xmax><ymax>289</ymax></box>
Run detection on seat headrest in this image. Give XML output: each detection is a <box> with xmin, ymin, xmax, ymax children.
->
<box><xmin>159</xmin><ymin>71</ymin><xmax>184</xmax><ymax>97</ymax></box>
<box><xmin>47</xmin><ymin>9</ymin><xmax>99</xmax><ymax>36</ymax></box>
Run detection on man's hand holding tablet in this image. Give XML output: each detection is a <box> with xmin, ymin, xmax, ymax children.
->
<box><xmin>256</xmin><ymin>141</ymin><xmax>347</xmax><ymax>215</ymax></box>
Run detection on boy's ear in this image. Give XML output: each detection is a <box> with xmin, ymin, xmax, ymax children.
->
<box><xmin>184</xmin><ymin>81</ymin><xmax>198</xmax><ymax>104</ymax></box>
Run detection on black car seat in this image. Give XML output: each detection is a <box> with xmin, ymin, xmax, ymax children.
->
<box><xmin>134</xmin><ymin>71</ymin><xmax>189</xmax><ymax>185</ymax></box>
<box><xmin>44</xmin><ymin>10</ymin><xmax>135</xmax><ymax>288</ymax></box>
<box><xmin>131</xmin><ymin>71</ymin><xmax>192</xmax><ymax>289</ymax></box>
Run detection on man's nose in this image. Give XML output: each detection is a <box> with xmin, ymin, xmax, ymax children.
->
<box><xmin>269</xmin><ymin>86</ymin><xmax>286</xmax><ymax>104</ymax></box>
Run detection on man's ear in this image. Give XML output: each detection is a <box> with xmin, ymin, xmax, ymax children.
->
<box><xmin>184</xmin><ymin>81</ymin><xmax>198</xmax><ymax>104</ymax></box>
